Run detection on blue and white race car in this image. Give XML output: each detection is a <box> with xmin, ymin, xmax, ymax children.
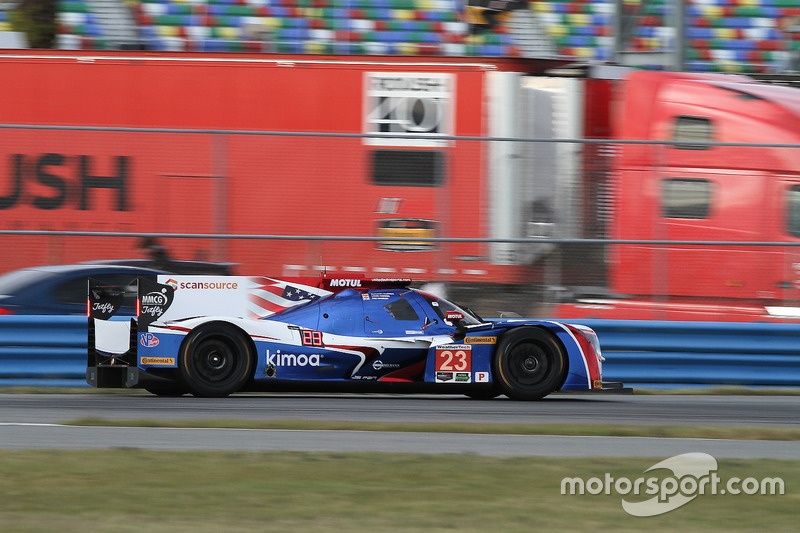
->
<box><xmin>88</xmin><ymin>276</ymin><xmax>618</xmax><ymax>400</ymax></box>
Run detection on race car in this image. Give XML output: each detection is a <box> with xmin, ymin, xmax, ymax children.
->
<box><xmin>87</xmin><ymin>275</ymin><xmax>619</xmax><ymax>399</ymax></box>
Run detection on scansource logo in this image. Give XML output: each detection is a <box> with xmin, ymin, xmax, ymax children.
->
<box><xmin>178</xmin><ymin>281</ymin><xmax>239</xmax><ymax>290</ymax></box>
<box><xmin>561</xmin><ymin>453</ymin><xmax>784</xmax><ymax>517</ymax></box>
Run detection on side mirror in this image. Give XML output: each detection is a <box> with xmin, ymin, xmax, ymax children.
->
<box><xmin>446</xmin><ymin>311</ymin><xmax>467</xmax><ymax>342</ymax></box>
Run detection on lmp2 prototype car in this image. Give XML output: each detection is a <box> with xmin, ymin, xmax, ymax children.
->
<box><xmin>87</xmin><ymin>276</ymin><xmax>617</xmax><ymax>400</ymax></box>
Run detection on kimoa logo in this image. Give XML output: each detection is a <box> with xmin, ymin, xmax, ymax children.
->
<box><xmin>265</xmin><ymin>350</ymin><xmax>321</xmax><ymax>367</ymax></box>
<box><xmin>330</xmin><ymin>279</ymin><xmax>362</xmax><ymax>287</ymax></box>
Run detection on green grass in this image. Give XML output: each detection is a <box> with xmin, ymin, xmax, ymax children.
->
<box><xmin>3</xmin><ymin>389</ymin><xmax>799</xmax><ymax>530</ymax></box>
<box><xmin>66</xmin><ymin>417</ymin><xmax>800</xmax><ymax>441</ymax></box>
<box><xmin>0</xmin><ymin>451</ymin><xmax>796</xmax><ymax>532</ymax></box>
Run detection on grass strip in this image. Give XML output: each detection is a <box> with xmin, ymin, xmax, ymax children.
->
<box><xmin>0</xmin><ymin>451</ymin><xmax>797</xmax><ymax>532</ymax></box>
<box><xmin>65</xmin><ymin>417</ymin><xmax>800</xmax><ymax>441</ymax></box>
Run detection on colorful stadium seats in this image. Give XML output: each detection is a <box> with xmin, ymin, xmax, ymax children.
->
<box><xmin>55</xmin><ymin>0</ymin><xmax>516</xmax><ymax>55</ymax></box>
<box><xmin>50</xmin><ymin>0</ymin><xmax>800</xmax><ymax>72</ymax></box>
<box><xmin>528</xmin><ymin>0</ymin><xmax>799</xmax><ymax>73</ymax></box>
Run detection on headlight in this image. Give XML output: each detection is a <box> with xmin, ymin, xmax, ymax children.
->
<box><xmin>572</xmin><ymin>325</ymin><xmax>604</xmax><ymax>362</ymax></box>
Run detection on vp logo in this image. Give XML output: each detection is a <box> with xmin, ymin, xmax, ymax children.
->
<box><xmin>140</xmin><ymin>332</ymin><xmax>159</xmax><ymax>348</ymax></box>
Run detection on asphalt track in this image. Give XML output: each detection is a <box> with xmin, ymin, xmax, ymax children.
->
<box><xmin>1</xmin><ymin>393</ymin><xmax>799</xmax><ymax>458</ymax></box>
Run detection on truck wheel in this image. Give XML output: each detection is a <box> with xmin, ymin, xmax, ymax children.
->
<box><xmin>178</xmin><ymin>323</ymin><xmax>254</xmax><ymax>398</ymax></box>
<box><xmin>493</xmin><ymin>327</ymin><xmax>567</xmax><ymax>401</ymax></box>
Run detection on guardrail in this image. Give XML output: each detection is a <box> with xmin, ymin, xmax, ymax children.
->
<box><xmin>1</xmin><ymin>317</ymin><xmax>799</xmax><ymax>389</ymax></box>
<box><xmin>0</xmin><ymin>316</ymin><xmax>90</xmax><ymax>387</ymax></box>
<box><xmin>580</xmin><ymin>320</ymin><xmax>800</xmax><ymax>388</ymax></box>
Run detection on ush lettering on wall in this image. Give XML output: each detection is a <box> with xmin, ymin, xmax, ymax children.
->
<box><xmin>0</xmin><ymin>153</ymin><xmax>130</xmax><ymax>211</ymax></box>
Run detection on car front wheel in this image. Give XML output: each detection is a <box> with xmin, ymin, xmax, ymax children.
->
<box><xmin>493</xmin><ymin>327</ymin><xmax>567</xmax><ymax>401</ymax></box>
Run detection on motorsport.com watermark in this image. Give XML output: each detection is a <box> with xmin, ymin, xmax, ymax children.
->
<box><xmin>561</xmin><ymin>453</ymin><xmax>785</xmax><ymax>517</ymax></box>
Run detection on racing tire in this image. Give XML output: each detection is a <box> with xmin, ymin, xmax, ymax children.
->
<box><xmin>178</xmin><ymin>323</ymin><xmax>255</xmax><ymax>398</ymax></box>
<box><xmin>493</xmin><ymin>327</ymin><xmax>567</xmax><ymax>401</ymax></box>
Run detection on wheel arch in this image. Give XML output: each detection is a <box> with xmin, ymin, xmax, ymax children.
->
<box><xmin>491</xmin><ymin>324</ymin><xmax>571</xmax><ymax>400</ymax></box>
<box><xmin>177</xmin><ymin>319</ymin><xmax>258</xmax><ymax>396</ymax></box>
<box><xmin>178</xmin><ymin>320</ymin><xmax>258</xmax><ymax>368</ymax></box>
<box><xmin>495</xmin><ymin>325</ymin><xmax>571</xmax><ymax>390</ymax></box>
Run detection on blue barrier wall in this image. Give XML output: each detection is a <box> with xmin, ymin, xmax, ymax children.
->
<box><xmin>1</xmin><ymin>316</ymin><xmax>799</xmax><ymax>388</ymax></box>
<box><xmin>0</xmin><ymin>316</ymin><xmax>90</xmax><ymax>387</ymax></box>
<box><xmin>580</xmin><ymin>320</ymin><xmax>800</xmax><ymax>388</ymax></box>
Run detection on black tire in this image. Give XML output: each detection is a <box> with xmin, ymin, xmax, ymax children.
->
<box><xmin>493</xmin><ymin>327</ymin><xmax>567</xmax><ymax>401</ymax></box>
<box><xmin>178</xmin><ymin>323</ymin><xmax>254</xmax><ymax>398</ymax></box>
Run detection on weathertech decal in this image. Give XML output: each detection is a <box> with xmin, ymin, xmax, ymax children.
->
<box><xmin>434</xmin><ymin>345</ymin><xmax>473</xmax><ymax>383</ymax></box>
<box><xmin>435</xmin><ymin>345</ymin><xmax>472</xmax><ymax>373</ymax></box>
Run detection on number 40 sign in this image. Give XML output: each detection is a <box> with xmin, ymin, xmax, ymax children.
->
<box><xmin>435</xmin><ymin>345</ymin><xmax>472</xmax><ymax>372</ymax></box>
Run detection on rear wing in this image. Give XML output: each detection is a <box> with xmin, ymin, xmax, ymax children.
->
<box><xmin>87</xmin><ymin>278</ymin><xmax>140</xmax><ymax>387</ymax></box>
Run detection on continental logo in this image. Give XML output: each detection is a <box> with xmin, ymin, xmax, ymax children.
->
<box><xmin>140</xmin><ymin>357</ymin><xmax>176</xmax><ymax>366</ymax></box>
<box><xmin>465</xmin><ymin>337</ymin><xmax>497</xmax><ymax>344</ymax></box>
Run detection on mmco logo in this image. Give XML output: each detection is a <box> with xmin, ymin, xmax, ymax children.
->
<box><xmin>141</xmin><ymin>291</ymin><xmax>168</xmax><ymax>306</ymax></box>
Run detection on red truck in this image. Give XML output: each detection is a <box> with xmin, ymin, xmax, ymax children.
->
<box><xmin>555</xmin><ymin>70</ymin><xmax>800</xmax><ymax>322</ymax></box>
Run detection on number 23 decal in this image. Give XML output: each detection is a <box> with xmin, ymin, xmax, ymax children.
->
<box><xmin>435</xmin><ymin>346</ymin><xmax>472</xmax><ymax>372</ymax></box>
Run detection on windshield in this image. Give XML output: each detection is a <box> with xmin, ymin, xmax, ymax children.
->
<box><xmin>418</xmin><ymin>292</ymin><xmax>485</xmax><ymax>326</ymax></box>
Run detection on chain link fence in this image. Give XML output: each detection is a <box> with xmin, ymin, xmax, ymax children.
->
<box><xmin>1</xmin><ymin>125</ymin><xmax>799</xmax><ymax>320</ymax></box>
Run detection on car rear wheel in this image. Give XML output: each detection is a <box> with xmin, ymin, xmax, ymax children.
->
<box><xmin>493</xmin><ymin>327</ymin><xmax>567</xmax><ymax>401</ymax></box>
<box><xmin>178</xmin><ymin>323</ymin><xmax>254</xmax><ymax>398</ymax></box>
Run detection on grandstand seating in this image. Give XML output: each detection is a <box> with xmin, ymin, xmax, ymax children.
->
<box><xmin>49</xmin><ymin>0</ymin><xmax>800</xmax><ymax>73</ymax></box>
<box><xmin>529</xmin><ymin>0</ymin><xmax>800</xmax><ymax>73</ymax></box>
<box><xmin>58</xmin><ymin>0</ymin><xmax>516</xmax><ymax>56</ymax></box>
<box><xmin>58</xmin><ymin>1</ymin><xmax>109</xmax><ymax>50</ymax></box>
